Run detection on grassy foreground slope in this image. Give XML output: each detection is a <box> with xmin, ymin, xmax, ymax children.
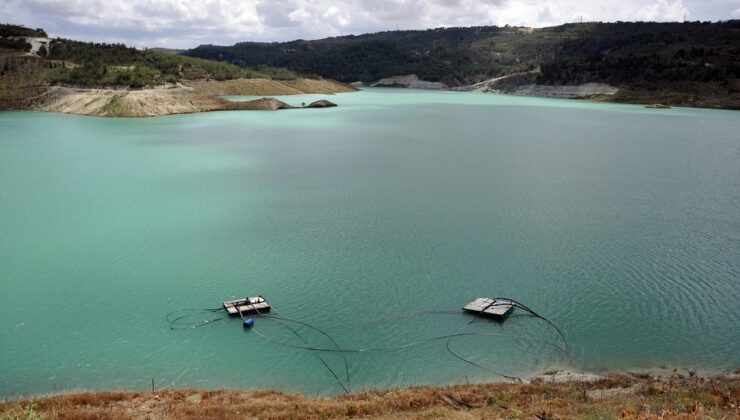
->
<box><xmin>1</xmin><ymin>371</ymin><xmax>737</xmax><ymax>419</ymax></box>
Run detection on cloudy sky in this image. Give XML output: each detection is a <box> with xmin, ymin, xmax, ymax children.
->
<box><xmin>1</xmin><ymin>0</ymin><xmax>738</xmax><ymax>48</ymax></box>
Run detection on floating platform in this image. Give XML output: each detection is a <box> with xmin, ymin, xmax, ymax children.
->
<box><xmin>463</xmin><ymin>298</ymin><xmax>515</xmax><ymax>318</ymax></box>
<box><xmin>223</xmin><ymin>296</ymin><xmax>271</xmax><ymax>316</ymax></box>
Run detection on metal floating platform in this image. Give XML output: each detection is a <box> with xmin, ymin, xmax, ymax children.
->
<box><xmin>463</xmin><ymin>297</ymin><xmax>515</xmax><ymax>318</ymax></box>
<box><xmin>223</xmin><ymin>296</ymin><xmax>270</xmax><ymax>316</ymax></box>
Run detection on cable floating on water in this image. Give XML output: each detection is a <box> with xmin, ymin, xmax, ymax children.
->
<box><xmin>165</xmin><ymin>295</ymin><xmax>571</xmax><ymax>391</ymax></box>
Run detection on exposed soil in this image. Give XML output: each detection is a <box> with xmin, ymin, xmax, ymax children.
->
<box><xmin>0</xmin><ymin>54</ymin><xmax>355</xmax><ymax>117</ymax></box>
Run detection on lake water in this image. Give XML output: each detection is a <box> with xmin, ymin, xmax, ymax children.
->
<box><xmin>1</xmin><ymin>88</ymin><xmax>738</xmax><ymax>397</ymax></box>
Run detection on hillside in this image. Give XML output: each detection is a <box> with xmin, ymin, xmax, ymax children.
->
<box><xmin>0</xmin><ymin>23</ymin><xmax>349</xmax><ymax>91</ymax></box>
<box><xmin>0</xmin><ymin>23</ymin><xmax>295</xmax><ymax>98</ymax></box>
<box><xmin>4</xmin><ymin>22</ymin><xmax>739</xmax><ymax>110</ymax></box>
<box><xmin>186</xmin><ymin>21</ymin><xmax>740</xmax><ymax>108</ymax></box>
<box><xmin>0</xmin><ymin>24</ymin><xmax>353</xmax><ymax>116</ymax></box>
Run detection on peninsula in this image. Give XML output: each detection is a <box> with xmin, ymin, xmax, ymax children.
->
<box><xmin>0</xmin><ymin>24</ymin><xmax>354</xmax><ymax>117</ymax></box>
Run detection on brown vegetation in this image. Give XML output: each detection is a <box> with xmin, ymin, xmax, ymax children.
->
<box><xmin>184</xmin><ymin>78</ymin><xmax>304</xmax><ymax>96</ymax></box>
<box><xmin>1</xmin><ymin>372</ymin><xmax>737</xmax><ymax>419</ymax></box>
<box><xmin>278</xmin><ymin>79</ymin><xmax>357</xmax><ymax>95</ymax></box>
<box><xmin>611</xmin><ymin>84</ymin><xmax>740</xmax><ymax>110</ymax></box>
<box><xmin>0</xmin><ymin>49</ymin><xmax>51</xmax><ymax>110</ymax></box>
<box><xmin>183</xmin><ymin>78</ymin><xmax>355</xmax><ymax>97</ymax></box>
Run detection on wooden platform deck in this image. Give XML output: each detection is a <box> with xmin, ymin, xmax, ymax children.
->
<box><xmin>463</xmin><ymin>298</ymin><xmax>515</xmax><ymax>318</ymax></box>
<box><xmin>223</xmin><ymin>296</ymin><xmax>271</xmax><ymax>316</ymax></box>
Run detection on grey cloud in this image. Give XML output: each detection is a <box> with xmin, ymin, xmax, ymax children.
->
<box><xmin>256</xmin><ymin>0</ymin><xmax>305</xmax><ymax>27</ymax></box>
<box><xmin>0</xmin><ymin>0</ymin><xmax>737</xmax><ymax>48</ymax></box>
<box><xmin>683</xmin><ymin>0</ymin><xmax>740</xmax><ymax>20</ymax></box>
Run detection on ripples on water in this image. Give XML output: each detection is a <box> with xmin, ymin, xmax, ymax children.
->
<box><xmin>0</xmin><ymin>89</ymin><xmax>738</xmax><ymax>396</ymax></box>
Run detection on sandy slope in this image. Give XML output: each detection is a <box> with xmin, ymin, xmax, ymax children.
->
<box><xmin>25</xmin><ymin>78</ymin><xmax>354</xmax><ymax>117</ymax></box>
<box><xmin>34</xmin><ymin>85</ymin><xmax>226</xmax><ymax>117</ymax></box>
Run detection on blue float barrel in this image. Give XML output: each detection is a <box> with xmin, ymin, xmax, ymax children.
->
<box><xmin>243</xmin><ymin>318</ymin><xmax>254</xmax><ymax>328</ymax></box>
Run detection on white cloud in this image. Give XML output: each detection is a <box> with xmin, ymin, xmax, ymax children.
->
<box><xmin>638</xmin><ymin>0</ymin><xmax>689</xmax><ymax>21</ymax></box>
<box><xmin>323</xmin><ymin>6</ymin><xmax>350</xmax><ymax>28</ymax></box>
<box><xmin>288</xmin><ymin>8</ymin><xmax>311</xmax><ymax>24</ymax></box>
<box><xmin>0</xmin><ymin>0</ymin><xmax>263</xmax><ymax>46</ymax></box>
<box><xmin>0</xmin><ymin>0</ymin><xmax>735</xmax><ymax>48</ymax></box>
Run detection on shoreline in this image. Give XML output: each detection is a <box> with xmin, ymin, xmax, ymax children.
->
<box><xmin>1</xmin><ymin>369</ymin><xmax>737</xmax><ymax>418</ymax></box>
<box><xmin>0</xmin><ymin>78</ymin><xmax>356</xmax><ymax>118</ymax></box>
<box><xmin>4</xmin><ymin>82</ymin><xmax>739</xmax><ymax>120</ymax></box>
<box><xmin>2</xmin><ymin>81</ymin><xmax>737</xmax><ymax>118</ymax></box>
<box><xmin>3</xmin><ymin>367</ymin><xmax>734</xmax><ymax>401</ymax></box>
<box><xmin>457</xmin><ymin>86</ymin><xmax>739</xmax><ymax>110</ymax></box>
<box><xmin>368</xmin><ymin>73</ymin><xmax>738</xmax><ymax>110</ymax></box>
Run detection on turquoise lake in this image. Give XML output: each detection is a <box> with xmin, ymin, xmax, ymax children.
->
<box><xmin>1</xmin><ymin>88</ymin><xmax>738</xmax><ymax>397</ymax></box>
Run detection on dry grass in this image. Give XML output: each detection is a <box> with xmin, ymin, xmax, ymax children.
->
<box><xmin>184</xmin><ymin>78</ymin><xmax>355</xmax><ymax>97</ymax></box>
<box><xmin>186</xmin><ymin>78</ymin><xmax>304</xmax><ymax>96</ymax></box>
<box><xmin>1</xmin><ymin>373</ymin><xmax>737</xmax><ymax>419</ymax></box>
<box><xmin>279</xmin><ymin>79</ymin><xmax>357</xmax><ymax>94</ymax></box>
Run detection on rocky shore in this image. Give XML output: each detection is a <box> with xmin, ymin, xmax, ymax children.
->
<box><xmin>372</xmin><ymin>70</ymin><xmax>739</xmax><ymax>109</ymax></box>
<box><xmin>1</xmin><ymin>369</ymin><xmax>737</xmax><ymax>419</ymax></box>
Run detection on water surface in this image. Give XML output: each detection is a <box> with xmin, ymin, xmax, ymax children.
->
<box><xmin>1</xmin><ymin>88</ymin><xmax>738</xmax><ymax>396</ymax></box>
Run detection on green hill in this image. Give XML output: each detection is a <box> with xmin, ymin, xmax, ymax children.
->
<box><xmin>1</xmin><ymin>23</ymin><xmax>299</xmax><ymax>89</ymax></box>
<box><xmin>186</xmin><ymin>21</ymin><xmax>740</xmax><ymax>106</ymax></box>
<box><xmin>0</xmin><ymin>23</ymin><xmax>47</xmax><ymax>38</ymax></box>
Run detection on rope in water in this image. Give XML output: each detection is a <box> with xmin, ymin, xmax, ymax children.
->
<box><xmin>163</xmin><ymin>307</ymin><xmax>353</xmax><ymax>392</ymax></box>
<box><xmin>245</xmin><ymin>306</ymin><xmax>352</xmax><ymax>393</ymax></box>
<box><xmin>165</xmin><ymin>307</ymin><xmax>226</xmax><ymax>330</ymax></box>
<box><xmin>496</xmin><ymin>297</ymin><xmax>570</xmax><ymax>356</ymax></box>
<box><xmin>165</xmin><ymin>300</ymin><xmax>570</xmax><ymax>390</ymax></box>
